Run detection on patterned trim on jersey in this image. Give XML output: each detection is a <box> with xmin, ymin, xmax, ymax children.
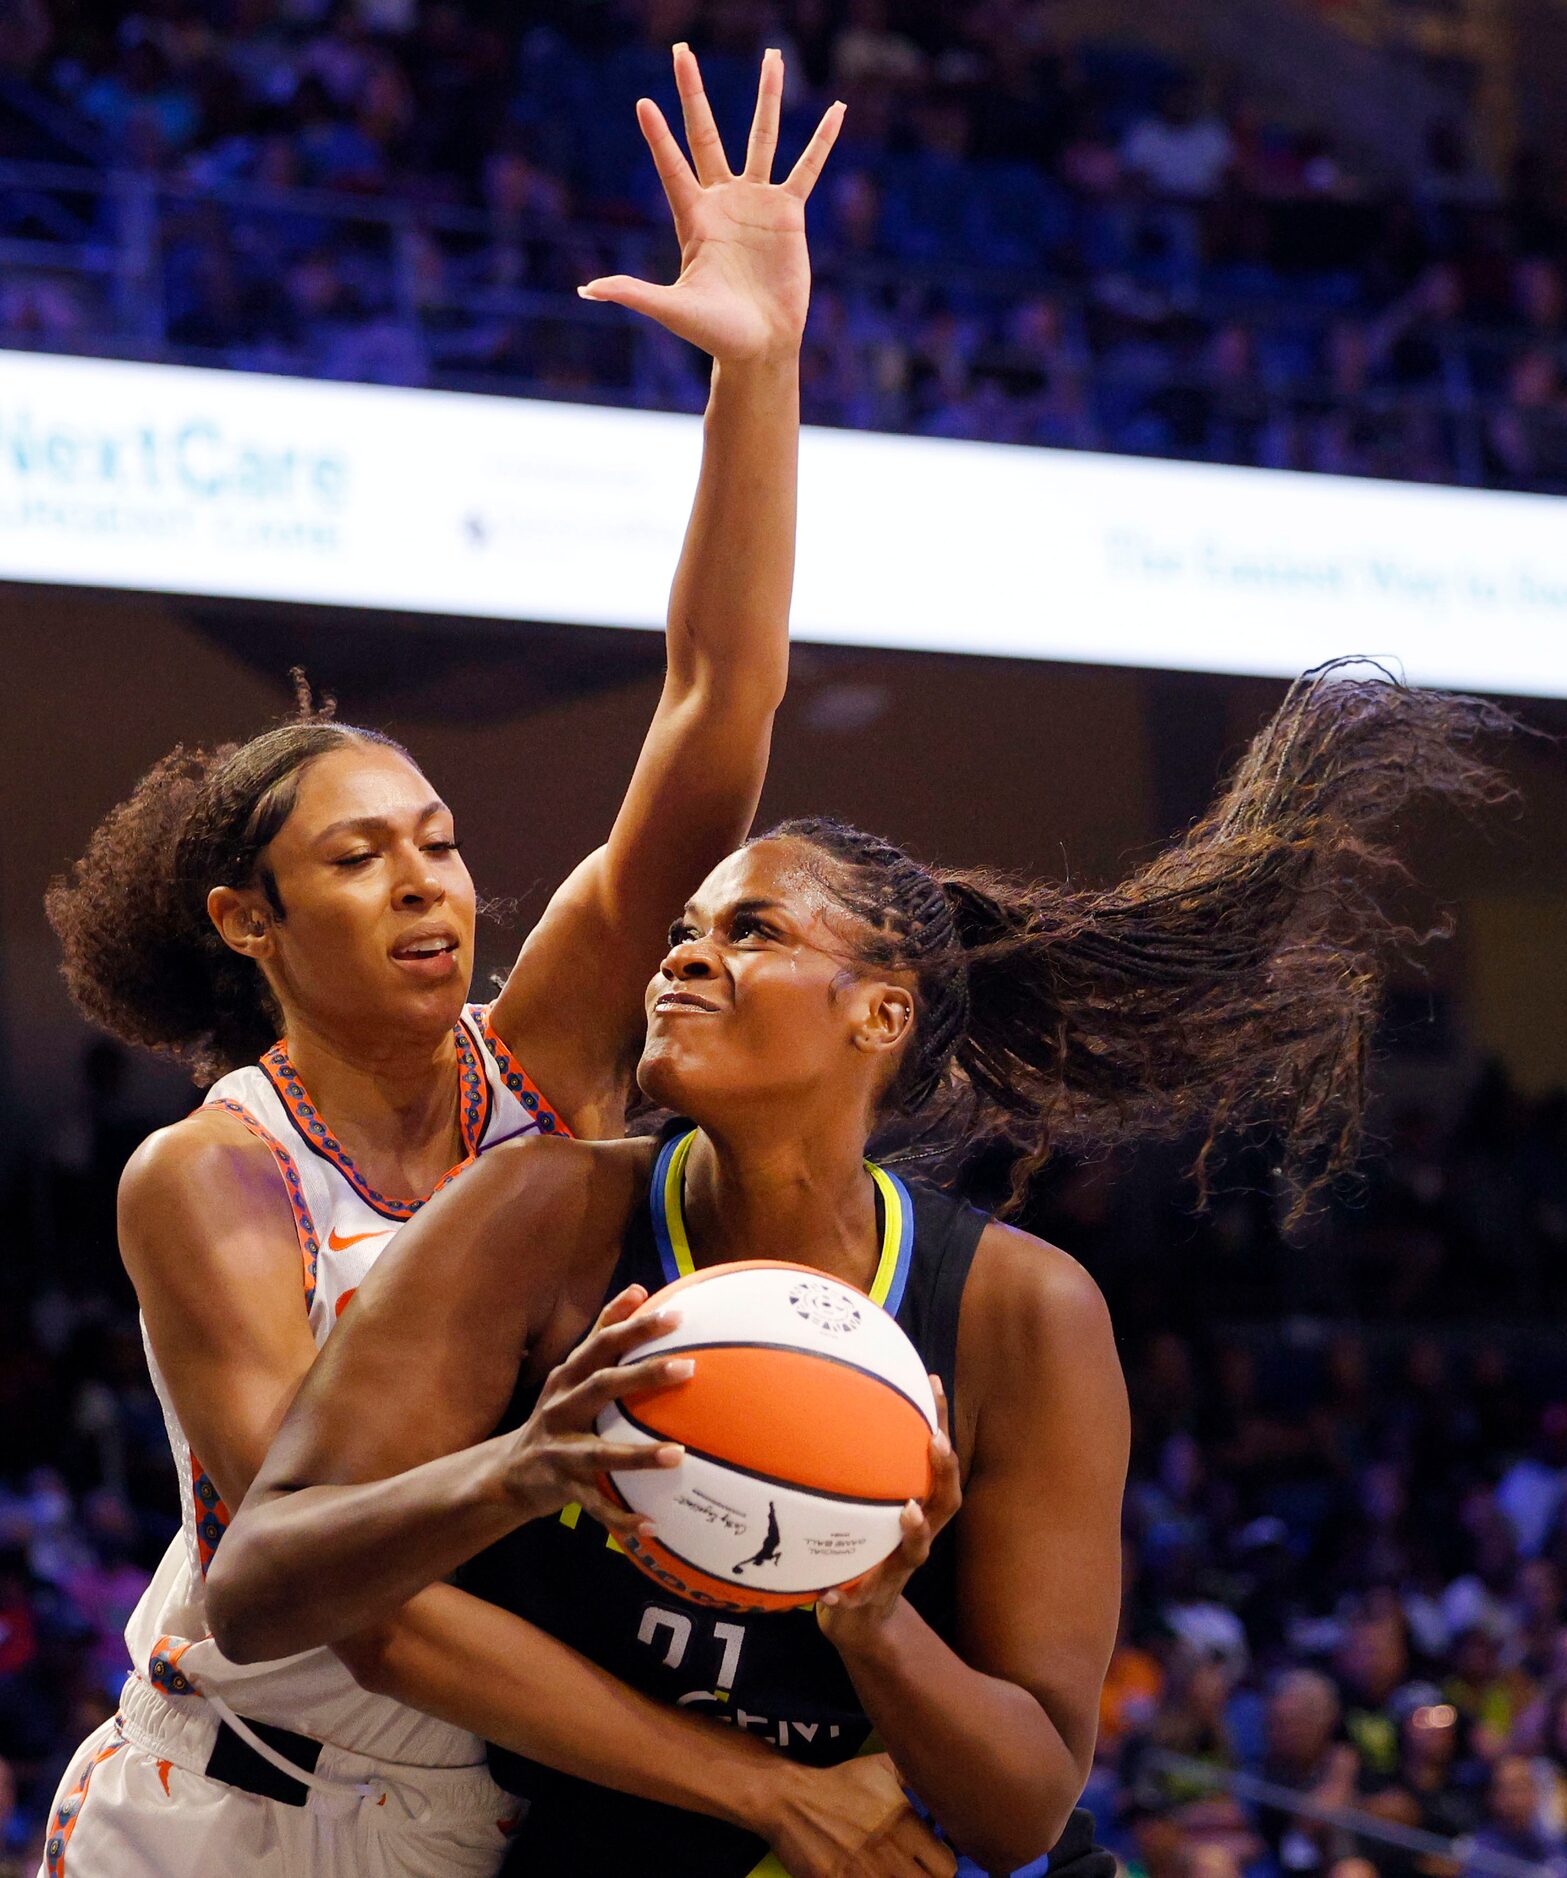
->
<box><xmin>649</xmin><ymin>1129</ymin><xmax>916</xmax><ymax>1311</ymax></box>
<box><xmin>259</xmin><ymin>1019</ymin><xmax>493</xmax><ymax>1220</ymax></box>
<box><xmin>45</xmin><ymin>1731</ymin><xmax>123</xmax><ymax>1877</ymax></box>
<box><xmin>146</xmin><ymin>1633</ymin><xmax>200</xmax><ymax>1697</ymax></box>
<box><xmin>475</xmin><ymin>1006</ymin><xmax>566</xmax><ymax>1137</ymax></box>
<box><xmin>187</xmin><ymin>1458</ymin><xmax>230</xmax><ymax>1578</ymax></box>
<box><xmin>208</xmin><ymin>1098</ymin><xmax>323</xmax><ymax>1310</ymax></box>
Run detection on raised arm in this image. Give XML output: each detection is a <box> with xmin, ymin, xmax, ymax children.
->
<box><xmin>487</xmin><ymin>46</ymin><xmax>844</xmax><ymax>1135</ymax></box>
<box><xmin>817</xmin><ymin>1225</ymin><xmax>1130</xmax><ymax>1871</ymax></box>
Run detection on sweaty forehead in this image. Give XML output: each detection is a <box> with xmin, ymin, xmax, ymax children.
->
<box><xmin>689</xmin><ymin>838</ymin><xmax>838</xmax><ymax>922</ymax></box>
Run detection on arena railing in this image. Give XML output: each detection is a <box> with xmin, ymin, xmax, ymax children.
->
<box><xmin>2</xmin><ymin>156</ymin><xmax>1561</xmax><ymax>491</ymax></box>
<box><xmin>1147</xmin><ymin>1750</ymin><xmax>1547</xmax><ymax>1878</ymax></box>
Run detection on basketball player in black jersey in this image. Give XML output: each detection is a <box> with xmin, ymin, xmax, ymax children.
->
<box><xmin>214</xmin><ymin>669</ymin><xmax>1511</xmax><ymax>1873</ymax></box>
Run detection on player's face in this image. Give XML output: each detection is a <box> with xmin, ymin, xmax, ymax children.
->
<box><xmin>250</xmin><ymin>743</ymin><xmax>476</xmax><ymax>1043</ymax></box>
<box><xmin>638</xmin><ymin>837</ymin><xmax>907</xmax><ymax>1119</ymax></box>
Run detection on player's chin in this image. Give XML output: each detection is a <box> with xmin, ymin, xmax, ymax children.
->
<box><xmin>383</xmin><ymin>957</ymin><xmax>472</xmax><ymax>1028</ymax></box>
<box><xmin>635</xmin><ymin>1031</ymin><xmax>730</xmax><ymax>1113</ymax></box>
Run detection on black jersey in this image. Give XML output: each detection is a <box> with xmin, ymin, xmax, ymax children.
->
<box><xmin>461</xmin><ymin>1128</ymin><xmax>1097</xmax><ymax>1877</ymax></box>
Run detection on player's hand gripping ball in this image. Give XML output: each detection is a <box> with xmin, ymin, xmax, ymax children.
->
<box><xmin>596</xmin><ymin>1261</ymin><xmax>939</xmax><ymax>1612</ymax></box>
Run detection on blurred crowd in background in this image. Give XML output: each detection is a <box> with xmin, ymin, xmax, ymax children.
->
<box><xmin>3</xmin><ymin>1037</ymin><xmax>1567</xmax><ymax>1871</ymax></box>
<box><xmin>5</xmin><ymin>1</ymin><xmax>1567</xmax><ymax>1873</ymax></box>
<box><xmin>2</xmin><ymin>0</ymin><xmax>1567</xmax><ymax>489</ymax></box>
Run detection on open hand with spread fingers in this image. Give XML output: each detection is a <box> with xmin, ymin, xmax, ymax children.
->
<box><xmin>578</xmin><ymin>43</ymin><xmax>844</xmax><ymax>363</ymax></box>
<box><xmin>815</xmin><ymin>1377</ymin><xmax>962</xmax><ymax>1653</ymax></box>
<box><xmin>499</xmin><ymin>1285</ymin><xmax>688</xmax><ymax>1540</ymax></box>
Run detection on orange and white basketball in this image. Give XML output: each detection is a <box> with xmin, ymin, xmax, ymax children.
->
<box><xmin>597</xmin><ymin>1260</ymin><xmax>938</xmax><ymax>1613</ymax></box>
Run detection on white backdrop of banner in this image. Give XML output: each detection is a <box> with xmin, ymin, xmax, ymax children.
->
<box><xmin>2</xmin><ymin>348</ymin><xmax>1564</xmax><ymax>696</ymax></box>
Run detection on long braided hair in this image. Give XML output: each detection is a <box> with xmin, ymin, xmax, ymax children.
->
<box><xmin>46</xmin><ymin>676</ymin><xmax>411</xmax><ymax>1084</ymax></box>
<box><xmin>771</xmin><ymin>662</ymin><xmax>1516</xmax><ymax>1220</ymax></box>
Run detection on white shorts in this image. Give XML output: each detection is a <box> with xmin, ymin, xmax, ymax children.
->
<box><xmin>38</xmin><ymin>1672</ymin><xmax>519</xmax><ymax>1878</ymax></box>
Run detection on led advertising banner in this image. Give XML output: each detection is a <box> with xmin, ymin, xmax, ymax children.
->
<box><xmin>2</xmin><ymin>348</ymin><xmax>1565</xmax><ymax>696</ymax></box>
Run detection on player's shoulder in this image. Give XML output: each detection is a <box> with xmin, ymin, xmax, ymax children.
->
<box><xmin>117</xmin><ymin>1107</ymin><xmax>303</xmax><ymax>1291</ymax></box>
<box><xmin>477</xmin><ymin>1128</ymin><xmax>658</xmax><ymax>1221</ymax></box>
<box><xmin>965</xmin><ymin>1215</ymin><xmax>1115</xmax><ymax>1367</ymax></box>
<box><xmin>960</xmin><ymin>1217</ymin><xmax>1126</xmax><ymax>1454</ymax></box>
<box><xmin>119</xmin><ymin>1105</ymin><xmax>281</xmax><ymax>1218</ymax></box>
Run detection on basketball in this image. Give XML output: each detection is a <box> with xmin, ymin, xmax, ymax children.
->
<box><xmin>596</xmin><ymin>1260</ymin><xmax>939</xmax><ymax>1612</ymax></box>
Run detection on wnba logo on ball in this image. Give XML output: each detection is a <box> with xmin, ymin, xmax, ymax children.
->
<box><xmin>787</xmin><ymin>1280</ymin><xmax>862</xmax><ymax>1335</ymax></box>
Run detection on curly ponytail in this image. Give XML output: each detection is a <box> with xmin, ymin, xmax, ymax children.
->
<box><xmin>45</xmin><ymin>676</ymin><xmax>410</xmax><ymax>1085</ymax></box>
<box><xmin>774</xmin><ymin>661</ymin><xmax>1516</xmax><ymax>1219</ymax></box>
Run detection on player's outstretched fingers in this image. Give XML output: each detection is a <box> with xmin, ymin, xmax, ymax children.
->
<box><xmin>672</xmin><ymin>41</ymin><xmax>732</xmax><ymax>185</ymax></box>
<box><xmin>577</xmin><ymin>273</ymin><xmax>677</xmax><ymax>321</ymax></box>
<box><xmin>550</xmin><ymin>1352</ymin><xmax>694</xmax><ymax>1429</ymax></box>
<box><xmin>783</xmin><ymin>98</ymin><xmax>846</xmax><ymax>200</ymax></box>
<box><xmin>633</xmin><ymin>97</ymin><xmax>700</xmax><ymax>218</ymax></box>
<box><xmin>742</xmin><ymin>46</ymin><xmax>783</xmax><ymax>182</ymax></box>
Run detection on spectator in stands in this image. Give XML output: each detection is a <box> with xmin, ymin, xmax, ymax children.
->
<box><xmin>9</xmin><ymin>0</ymin><xmax>1567</xmax><ymax>494</ymax></box>
<box><xmin>1513</xmin><ymin>1560</ymin><xmax>1565</xmax><ymax>1684</ymax></box>
<box><xmin>1254</xmin><ymin>1669</ymin><xmax>1361</xmax><ymax>1876</ymax></box>
<box><xmin>1526</xmin><ymin>1683</ymin><xmax>1567</xmax><ymax>1838</ymax></box>
<box><xmin>1463</xmin><ymin>1754</ymin><xmax>1566</xmax><ymax>1876</ymax></box>
<box><xmin>1445</xmin><ymin>1626</ymin><xmax>1535</xmax><ymax>1763</ymax></box>
<box><xmin>76</xmin><ymin>35</ymin><xmax>200</xmax><ymax>167</ymax></box>
<box><xmin>1122</xmin><ymin>1649</ymin><xmax>1262</xmax><ymax>1872</ymax></box>
<box><xmin>1121</xmin><ymin>80</ymin><xmax>1235</xmax><ymax>200</ymax></box>
<box><xmin>1349</xmin><ymin>1687</ymin><xmax>1479</xmax><ymax>1877</ymax></box>
<box><xmin>1336</xmin><ymin>1608</ymin><xmax>1416</xmax><ymax>1784</ymax></box>
<box><xmin>1498</xmin><ymin>1406</ymin><xmax>1567</xmax><ymax>1559</ymax></box>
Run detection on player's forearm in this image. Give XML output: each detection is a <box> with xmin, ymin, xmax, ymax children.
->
<box><xmin>208</xmin><ymin>1436</ymin><xmax>523</xmax><ymax>1664</ymax></box>
<box><xmin>833</xmin><ymin>1598</ymin><xmax>1083</xmax><ymax>1869</ymax></box>
<box><xmin>664</xmin><ymin>352</ymin><xmax>799</xmax><ymax>710</ymax></box>
<box><xmin>344</xmin><ymin>1584</ymin><xmax>793</xmax><ymax>1835</ymax></box>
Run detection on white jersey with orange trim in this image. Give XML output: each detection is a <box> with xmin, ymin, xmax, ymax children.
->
<box><xmin>122</xmin><ymin>1001</ymin><xmax>565</xmax><ymax>1764</ymax></box>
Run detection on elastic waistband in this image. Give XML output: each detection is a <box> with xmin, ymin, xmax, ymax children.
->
<box><xmin>116</xmin><ymin>1674</ymin><xmax>514</xmax><ymax>1826</ymax></box>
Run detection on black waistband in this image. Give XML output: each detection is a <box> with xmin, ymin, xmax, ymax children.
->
<box><xmin>204</xmin><ymin>1714</ymin><xmax>324</xmax><ymax>1808</ymax></box>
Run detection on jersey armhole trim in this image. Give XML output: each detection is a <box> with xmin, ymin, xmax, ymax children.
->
<box><xmin>472</xmin><ymin>1004</ymin><xmax>570</xmax><ymax>1139</ymax></box>
<box><xmin>206</xmin><ymin>1098</ymin><xmax>323</xmax><ymax>1312</ymax></box>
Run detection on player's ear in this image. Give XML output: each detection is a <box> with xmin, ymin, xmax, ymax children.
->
<box><xmin>852</xmin><ymin>981</ymin><xmax>913</xmax><ymax>1057</ymax></box>
<box><xmin>208</xmin><ymin>885</ymin><xmax>275</xmax><ymax>961</ymax></box>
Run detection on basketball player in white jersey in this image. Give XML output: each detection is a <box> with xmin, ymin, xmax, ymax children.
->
<box><xmin>38</xmin><ymin>47</ymin><xmax>944</xmax><ymax>1878</ymax></box>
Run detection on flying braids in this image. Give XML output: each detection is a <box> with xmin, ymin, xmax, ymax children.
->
<box><xmin>772</xmin><ymin>661</ymin><xmax>1517</xmax><ymax>1221</ymax></box>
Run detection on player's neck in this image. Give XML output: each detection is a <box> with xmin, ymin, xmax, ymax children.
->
<box><xmin>278</xmin><ymin>1015</ymin><xmax>465</xmax><ymax>1187</ymax></box>
<box><xmin>680</xmin><ymin>1118</ymin><xmax>882</xmax><ymax>1294</ymax></box>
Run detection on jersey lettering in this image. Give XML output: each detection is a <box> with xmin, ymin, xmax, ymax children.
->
<box><xmin>637</xmin><ymin>1607</ymin><xmax>692</xmax><ymax>1669</ymax></box>
<box><xmin>638</xmin><ymin>1606</ymin><xmax>748</xmax><ymax>1703</ymax></box>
